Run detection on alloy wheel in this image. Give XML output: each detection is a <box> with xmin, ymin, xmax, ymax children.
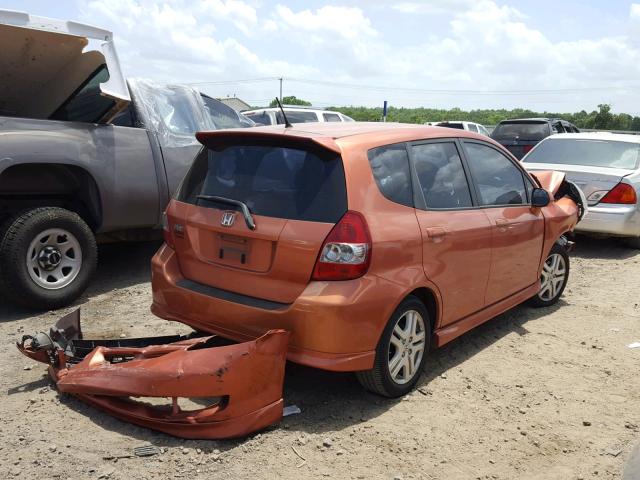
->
<box><xmin>387</xmin><ymin>310</ymin><xmax>426</xmax><ymax>385</ymax></box>
<box><xmin>538</xmin><ymin>253</ymin><xmax>566</xmax><ymax>302</ymax></box>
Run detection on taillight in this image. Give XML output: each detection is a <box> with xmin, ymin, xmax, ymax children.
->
<box><xmin>312</xmin><ymin>211</ymin><xmax>372</xmax><ymax>281</ymax></box>
<box><xmin>161</xmin><ymin>211</ymin><xmax>174</xmax><ymax>248</ymax></box>
<box><xmin>522</xmin><ymin>145</ymin><xmax>534</xmax><ymax>154</ymax></box>
<box><xmin>600</xmin><ymin>183</ymin><xmax>637</xmax><ymax>205</ymax></box>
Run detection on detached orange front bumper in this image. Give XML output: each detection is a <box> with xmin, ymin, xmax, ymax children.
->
<box><xmin>17</xmin><ymin>310</ymin><xmax>289</xmax><ymax>439</ymax></box>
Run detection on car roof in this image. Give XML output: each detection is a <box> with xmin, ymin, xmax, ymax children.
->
<box><xmin>542</xmin><ymin>132</ymin><xmax>640</xmax><ymax>144</ymax></box>
<box><xmin>196</xmin><ymin>122</ymin><xmax>497</xmax><ymax>153</ymax></box>
<box><xmin>244</xmin><ymin>107</ymin><xmax>342</xmax><ymax>114</ymax></box>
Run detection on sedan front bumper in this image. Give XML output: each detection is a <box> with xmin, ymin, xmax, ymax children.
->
<box><xmin>17</xmin><ymin>310</ymin><xmax>289</xmax><ymax>439</ymax></box>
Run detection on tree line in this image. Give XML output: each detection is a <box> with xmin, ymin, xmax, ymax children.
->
<box><xmin>266</xmin><ymin>97</ymin><xmax>639</xmax><ymax>131</ymax></box>
<box><xmin>330</xmin><ymin>103</ymin><xmax>640</xmax><ymax>131</ymax></box>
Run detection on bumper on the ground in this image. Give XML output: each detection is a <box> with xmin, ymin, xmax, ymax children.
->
<box><xmin>17</xmin><ymin>310</ymin><xmax>290</xmax><ymax>439</ymax></box>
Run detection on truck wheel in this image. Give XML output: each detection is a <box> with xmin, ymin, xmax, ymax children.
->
<box><xmin>356</xmin><ymin>296</ymin><xmax>430</xmax><ymax>398</ymax></box>
<box><xmin>0</xmin><ymin>207</ymin><xmax>97</xmax><ymax>310</ymax></box>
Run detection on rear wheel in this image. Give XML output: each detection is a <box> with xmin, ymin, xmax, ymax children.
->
<box><xmin>0</xmin><ymin>207</ymin><xmax>97</xmax><ymax>310</ymax></box>
<box><xmin>356</xmin><ymin>296</ymin><xmax>430</xmax><ymax>397</ymax></box>
<box><xmin>529</xmin><ymin>243</ymin><xmax>569</xmax><ymax>308</ymax></box>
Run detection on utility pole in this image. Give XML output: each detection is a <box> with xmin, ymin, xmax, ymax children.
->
<box><xmin>279</xmin><ymin>78</ymin><xmax>283</xmax><ymax>103</ymax></box>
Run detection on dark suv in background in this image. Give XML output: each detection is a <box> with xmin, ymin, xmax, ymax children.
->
<box><xmin>491</xmin><ymin>118</ymin><xmax>580</xmax><ymax>159</ymax></box>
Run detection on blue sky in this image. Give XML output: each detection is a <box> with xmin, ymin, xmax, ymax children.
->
<box><xmin>3</xmin><ymin>0</ymin><xmax>640</xmax><ymax>113</ymax></box>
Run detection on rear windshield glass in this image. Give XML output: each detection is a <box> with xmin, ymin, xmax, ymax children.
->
<box><xmin>50</xmin><ymin>65</ymin><xmax>115</xmax><ymax>123</ymax></box>
<box><xmin>436</xmin><ymin>122</ymin><xmax>464</xmax><ymax>130</ymax></box>
<box><xmin>177</xmin><ymin>145</ymin><xmax>347</xmax><ymax>223</ymax></box>
<box><xmin>523</xmin><ymin>138</ymin><xmax>640</xmax><ymax>170</ymax></box>
<box><xmin>491</xmin><ymin>121</ymin><xmax>550</xmax><ymax>141</ymax></box>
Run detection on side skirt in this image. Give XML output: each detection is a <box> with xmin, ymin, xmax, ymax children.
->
<box><xmin>433</xmin><ymin>283</ymin><xmax>539</xmax><ymax>348</ymax></box>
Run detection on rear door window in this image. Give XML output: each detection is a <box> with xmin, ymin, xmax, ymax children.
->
<box><xmin>282</xmin><ymin>111</ymin><xmax>319</xmax><ymax>123</ymax></box>
<box><xmin>178</xmin><ymin>145</ymin><xmax>346</xmax><ymax>223</ymax></box>
<box><xmin>367</xmin><ymin>144</ymin><xmax>413</xmax><ymax>207</ymax></box>
<box><xmin>463</xmin><ymin>142</ymin><xmax>527</xmax><ymax>206</ymax></box>
<box><xmin>468</xmin><ymin>124</ymin><xmax>479</xmax><ymax>133</ymax></box>
<box><xmin>411</xmin><ymin>142</ymin><xmax>473</xmax><ymax>209</ymax></box>
<box><xmin>323</xmin><ymin>113</ymin><xmax>341</xmax><ymax>122</ymax></box>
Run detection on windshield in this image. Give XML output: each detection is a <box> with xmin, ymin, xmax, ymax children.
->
<box><xmin>491</xmin><ymin>121</ymin><xmax>550</xmax><ymax>141</ymax></box>
<box><xmin>523</xmin><ymin>138</ymin><xmax>640</xmax><ymax>170</ymax></box>
<box><xmin>177</xmin><ymin>145</ymin><xmax>347</xmax><ymax>222</ymax></box>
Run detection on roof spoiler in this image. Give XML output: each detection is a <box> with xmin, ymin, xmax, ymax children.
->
<box><xmin>195</xmin><ymin>130</ymin><xmax>342</xmax><ymax>154</ymax></box>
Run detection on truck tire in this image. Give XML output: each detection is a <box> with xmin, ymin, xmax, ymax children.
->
<box><xmin>0</xmin><ymin>207</ymin><xmax>97</xmax><ymax>310</ymax></box>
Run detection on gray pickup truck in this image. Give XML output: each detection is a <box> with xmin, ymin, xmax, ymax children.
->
<box><xmin>0</xmin><ymin>10</ymin><xmax>252</xmax><ymax>309</ymax></box>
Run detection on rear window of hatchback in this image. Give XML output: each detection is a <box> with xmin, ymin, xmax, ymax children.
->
<box><xmin>177</xmin><ymin>144</ymin><xmax>347</xmax><ymax>223</ymax></box>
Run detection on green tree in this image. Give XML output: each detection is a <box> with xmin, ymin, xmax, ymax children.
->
<box><xmin>593</xmin><ymin>104</ymin><xmax>613</xmax><ymax>129</ymax></box>
<box><xmin>269</xmin><ymin>96</ymin><xmax>312</xmax><ymax>107</ymax></box>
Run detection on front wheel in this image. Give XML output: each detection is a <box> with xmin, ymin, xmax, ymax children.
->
<box><xmin>356</xmin><ymin>296</ymin><xmax>430</xmax><ymax>397</ymax></box>
<box><xmin>0</xmin><ymin>207</ymin><xmax>97</xmax><ymax>310</ymax></box>
<box><xmin>529</xmin><ymin>243</ymin><xmax>570</xmax><ymax>308</ymax></box>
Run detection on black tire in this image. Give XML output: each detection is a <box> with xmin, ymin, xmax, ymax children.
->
<box><xmin>528</xmin><ymin>243</ymin><xmax>570</xmax><ymax>308</ymax></box>
<box><xmin>356</xmin><ymin>295</ymin><xmax>431</xmax><ymax>397</ymax></box>
<box><xmin>0</xmin><ymin>207</ymin><xmax>97</xmax><ymax>310</ymax></box>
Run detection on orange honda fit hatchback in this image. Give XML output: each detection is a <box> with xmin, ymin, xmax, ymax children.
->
<box><xmin>152</xmin><ymin>122</ymin><xmax>581</xmax><ymax>397</ymax></box>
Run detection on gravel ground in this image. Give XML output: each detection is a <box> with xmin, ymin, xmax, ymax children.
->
<box><xmin>1</xmin><ymin>236</ymin><xmax>639</xmax><ymax>480</ymax></box>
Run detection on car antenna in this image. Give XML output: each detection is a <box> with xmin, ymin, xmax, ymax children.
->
<box><xmin>275</xmin><ymin>97</ymin><xmax>293</xmax><ymax>128</ymax></box>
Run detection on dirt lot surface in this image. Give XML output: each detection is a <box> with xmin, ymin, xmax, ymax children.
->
<box><xmin>1</xmin><ymin>237</ymin><xmax>639</xmax><ymax>480</ymax></box>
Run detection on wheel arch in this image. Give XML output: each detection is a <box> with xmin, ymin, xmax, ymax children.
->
<box><xmin>407</xmin><ymin>287</ymin><xmax>439</xmax><ymax>333</ymax></box>
<box><xmin>0</xmin><ymin>163</ymin><xmax>102</xmax><ymax>230</ymax></box>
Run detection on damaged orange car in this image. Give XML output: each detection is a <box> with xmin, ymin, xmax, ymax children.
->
<box><xmin>153</xmin><ymin>122</ymin><xmax>584</xmax><ymax>398</ymax></box>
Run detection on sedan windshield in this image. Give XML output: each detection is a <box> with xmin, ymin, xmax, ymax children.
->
<box><xmin>523</xmin><ymin>138</ymin><xmax>640</xmax><ymax>170</ymax></box>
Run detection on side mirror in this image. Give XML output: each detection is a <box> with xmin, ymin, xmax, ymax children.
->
<box><xmin>531</xmin><ymin>188</ymin><xmax>550</xmax><ymax>208</ymax></box>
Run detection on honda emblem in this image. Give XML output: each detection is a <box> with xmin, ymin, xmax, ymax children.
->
<box><xmin>221</xmin><ymin>212</ymin><xmax>236</xmax><ymax>227</ymax></box>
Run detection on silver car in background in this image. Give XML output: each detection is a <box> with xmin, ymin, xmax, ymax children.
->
<box><xmin>522</xmin><ymin>133</ymin><xmax>640</xmax><ymax>248</ymax></box>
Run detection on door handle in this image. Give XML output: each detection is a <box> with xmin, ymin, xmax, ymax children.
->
<box><xmin>426</xmin><ymin>227</ymin><xmax>447</xmax><ymax>241</ymax></box>
<box><xmin>495</xmin><ymin>218</ymin><xmax>517</xmax><ymax>232</ymax></box>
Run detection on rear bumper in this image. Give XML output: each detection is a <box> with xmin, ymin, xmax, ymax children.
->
<box><xmin>575</xmin><ymin>204</ymin><xmax>640</xmax><ymax>237</ymax></box>
<box><xmin>150</xmin><ymin>244</ymin><xmax>400</xmax><ymax>372</ymax></box>
<box><xmin>17</xmin><ymin>310</ymin><xmax>289</xmax><ymax>439</ymax></box>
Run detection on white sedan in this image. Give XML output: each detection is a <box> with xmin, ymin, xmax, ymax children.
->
<box><xmin>523</xmin><ymin>132</ymin><xmax>640</xmax><ymax>248</ymax></box>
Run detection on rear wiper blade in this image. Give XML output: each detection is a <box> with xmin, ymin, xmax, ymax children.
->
<box><xmin>196</xmin><ymin>195</ymin><xmax>256</xmax><ymax>230</ymax></box>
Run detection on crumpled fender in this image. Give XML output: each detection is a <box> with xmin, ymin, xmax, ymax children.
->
<box><xmin>530</xmin><ymin>170</ymin><xmax>566</xmax><ymax>196</ymax></box>
<box><xmin>17</xmin><ymin>310</ymin><xmax>290</xmax><ymax>439</ymax></box>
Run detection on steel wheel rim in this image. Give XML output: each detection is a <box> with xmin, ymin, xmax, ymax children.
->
<box><xmin>26</xmin><ymin>228</ymin><xmax>82</xmax><ymax>290</ymax></box>
<box><xmin>538</xmin><ymin>253</ymin><xmax>566</xmax><ymax>301</ymax></box>
<box><xmin>387</xmin><ymin>310</ymin><xmax>426</xmax><ymax>385</ymax></box>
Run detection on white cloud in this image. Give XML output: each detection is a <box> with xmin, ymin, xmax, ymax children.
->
<box><xmin>392</xmin><ymin>0</ymin><xmax>476</xmax><ymax>15</ymax></box>
<box><xmin>273</xmin><ymin>5</ymin><xmax>378</xmax><ymax>40</ymax></box>
<box><xmin>75</xmin><ymin>0</ymin><xmax>640</xmax><ymax>111</ymax></box>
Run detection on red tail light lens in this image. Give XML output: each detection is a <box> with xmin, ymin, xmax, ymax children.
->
<box><xmin>312</xmin><ymin>211</ymin><xmax>372</xmax><ymax>281</ymax></box>
<box><xmin>600</xmin><ymin>183</ymin><xmax>637</xmax><ymax>205</ymax></box>
<box><xmin>522</xmin><ymin>145</ymin><xmax>534</xmax><ymax>154</ymax></box>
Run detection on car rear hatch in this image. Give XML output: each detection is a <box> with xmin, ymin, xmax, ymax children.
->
<box><xmin>166</xmin><ymin>131</ymin><xmax>347</xmax><ymax>305</ymax></box>
<box><xmin>491</xmin><ymin>121</ymin><xmax>551</xmax><ymax>159</ymax></box>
